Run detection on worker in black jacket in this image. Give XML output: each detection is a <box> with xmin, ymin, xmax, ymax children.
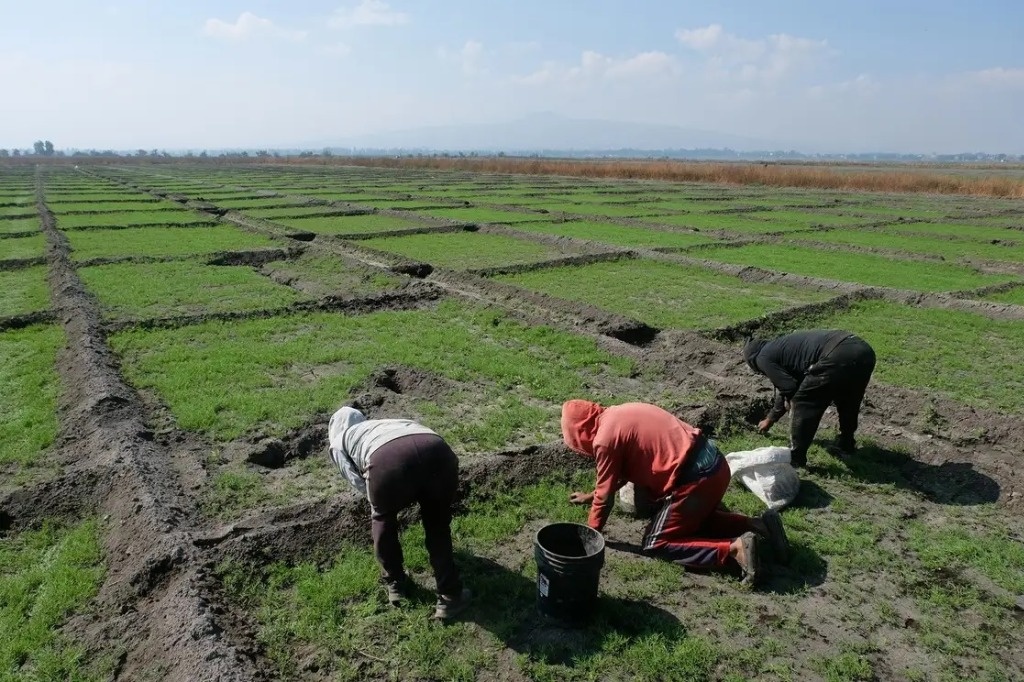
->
<box><xmin>743</xmin><ymin>330</ymin><xmax>876</xmax><ymax>467</ymax></box>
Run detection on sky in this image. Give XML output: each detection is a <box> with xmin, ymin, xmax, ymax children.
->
<box><xmin>1</xmin><ymin>1</ymin><xmax>1022</xmax><ymax>153</ymax></box>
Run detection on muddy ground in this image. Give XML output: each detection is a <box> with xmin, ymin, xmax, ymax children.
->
<box><xmin>3</xmin><ymin>164</ymin><xmax>1022</xmax><ymax>681</ymax></box>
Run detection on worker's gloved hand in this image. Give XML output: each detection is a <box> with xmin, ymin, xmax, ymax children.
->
<box><xmin>757</xmin><ymin>418</ymin><xmax>774</xmax><ymax>435</ymax></box>
<box><xmin>569</xmin><ymin>491</ymin><xmax>594</xmax><ymax>505</ymax></box>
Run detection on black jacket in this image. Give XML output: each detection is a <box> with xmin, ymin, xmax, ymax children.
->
<box><xmin>744</xmin><ymin>330</ymin><xmax>854</xmax><ymax>418</ymax></box>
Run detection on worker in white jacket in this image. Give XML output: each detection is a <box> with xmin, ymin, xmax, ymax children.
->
<box><xmin>328</xmin><ymin>406</ymin><xmax>471</xmax><ymax>620</ymax></box>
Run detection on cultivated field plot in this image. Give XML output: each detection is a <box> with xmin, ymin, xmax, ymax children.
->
<box><xmin>1</xmin><ymin>161</ymin><xmax>1022</xmax><ymax>682</ymax></box>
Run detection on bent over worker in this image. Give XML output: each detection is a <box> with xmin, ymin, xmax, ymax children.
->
<box><xmin>743</xmin><ymin>330</ymin><xmax>876</xmax><ymax>468</ymax></box>
<box><xmin>560</xmin><ymin>400</ymin><xmax>789</xmax><ymax>584</ymax></box>
<box><xmin>328</xmin><ymin>407</ymin><xmax>471</xmax><ymax>620</ymax></box>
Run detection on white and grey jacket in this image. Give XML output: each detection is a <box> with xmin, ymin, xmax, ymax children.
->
<box><xmin>327</xmin><ymin>406</ymin><xmax>437</xmax><ymax>502</ymax></box>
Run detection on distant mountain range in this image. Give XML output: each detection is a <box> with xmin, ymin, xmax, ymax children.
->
<box><xmin>317</xmin><ymin>112</ymin><xmax>774</xmax><ymax>153</ymax></box>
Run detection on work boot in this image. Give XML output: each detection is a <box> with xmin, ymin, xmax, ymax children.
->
<box><xmin>759</xmin><ymin>509</ymin><xmax>791</xmax><ymax>565</ymax></box>
<box><xmin>384</xmin><ymin>578</ymin><xmax>408</xmax><ymax>607</ymax></box>
<box><xmin>736</xmin><ymin>532</ymin><xmax>761</xmax><ymax>586</ymax></box>
<box><xmin>431</xmin><ymin>587</ymin><xmax>472</xmax><ymax>621</ymax></box>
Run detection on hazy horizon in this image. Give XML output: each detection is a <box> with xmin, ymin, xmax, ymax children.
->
<box><xmin>2</xmin><ymin>1</ymin><xmax>1023</xmax><ymax>154</ymax></box>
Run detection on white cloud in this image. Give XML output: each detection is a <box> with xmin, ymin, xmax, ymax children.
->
<box><xmin>968</xmin><ymin>67</ymin><xmax>1024</xmax><ymax>88</ymax></box>
<box><xmin>514</xmin><ymin>49</ymin><xmax>677</xmax><ymax>86</ymax></box>
<box><xmin>202</xmin><ymin>12</ymin><xmax>307</xmax><ymax>42</ymax></box>
<box><xmin>329</xmin><ymin>0</ymin><xmax>409</xmax><ymax>29</ymax></box>
<box><xmin>319</xmin><ymin>42</ymin><xmax>353</xmax><ymax>57</ymax></box>
<box><xmin>439</xmin><ymin>40</ymin><xmax>486</xmax><ymax>75</ymax></box>
<box><xmin>676</xmin><ymin>24</ymin><xmax>828</xmax><ymax>84</ymax></box>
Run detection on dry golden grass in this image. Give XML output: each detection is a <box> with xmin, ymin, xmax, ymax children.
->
<box><xmin>279</xmin><ymin>156</ymin><xmax>1024</xmax><ymax>198</ymax></box>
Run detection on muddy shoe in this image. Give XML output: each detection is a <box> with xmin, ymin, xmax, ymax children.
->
<box><xmin>760</xmin><ymin>509</ymin><xmax>791</xmax><ymax>565</ymax></box>
<box><xmin>431</xmin><ymin>587</ymin><xmax>472</xmax><ymax>621</ymax></box>
<box><xmin>736</xmin><ymin>532</ymin><xmax>762</xmax><ymax>586</ymax></box>
<box><xmin>384</xmin><ymin>579</ymin><xmax>408</xmax><ymax>607</ymax></box>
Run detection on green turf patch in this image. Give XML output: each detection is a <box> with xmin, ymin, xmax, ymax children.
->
<box><xmin>0</xmin><ymin>266</ymin><xmax>50</xmax><ymax>316</ymax></box>
<box><xmin>979</xmin><ymin>286</ymin><xmax>1024</xmax><ymax>305</ymax></box>
<box><xmin>544</xmin><ymin>203</ymin><xmax>672</xmax><ymax>218</ymax></box>
<box><xmin>0</xmin><ymin>234</ymin><xmax>46</xmax><ymax>261</ymax></box>
<box><xmin>743</xmin><ymin>210</ymin><xmax>873</xmax><ymax>229</ymax></box>
<box><xmin>890</xmin><ymin>221</ymin><xmax>1023</xmax><ymax>242</ymax></box>
<box><xmin>647</xmin><ymin>213</ymin><xmax>811</xmax><ymax>233</ymax></box>
<box><xmin>0</xmin><ymin>218</ymin><xmax>40</xmax><ymax>234</ymax></box>
<box><xmin>79</xmin><ymin>261</ymin><xmax>308</xmax><ymax>320</ymax></box>
<box><xmin>213</xmin><ymin>197</ymin><xmax>310</xmax><ymax>209</ymax></box>
<box><xmin>413</xmin><ymin>207</ymin><xmax>549</xmax><ymax>224</ymax></box>
<box><xmin>800</xmin><ymin>228</ymin><xmax>1024</xmax><ymax>262</ymax></box>
<box><xmin>510</xmin><ymin>221</ymin><xmax>714</xmax><ymax>249</ymax></box>
<box><xmin>259</xmin><ymin>254</ymin><xmax>405</xmax><ymax>297</ymax></box>
<box><xmin>496</xmin><ymin>259</ymin><xmax>829</xmax><ymax>330</ymax></box>
<box><xmin>241</xmin><ymin>206</ymin><xmax>346</xmax><ymax>220</ymax></box>
<box><xmin>0</xmin><ymin>325</ymin><xmax>62</xmax><ymax>467</ymax></box>
<box><xmin>764</xmin><ymin>299</ymin><xmax>1024</xmax><ymax>412</ymax></box>
<box><xmin>109</xmin><ymin>302</ymin><xmax>636</xmax><ymax>444</ymax></box>
<box><xmin>359</xmin><ymin>232</ymin><xmax>562</xmax><ymax>270</ymax></box>
<box><xmin>699</xmin><ymin>243</ymin><xmax>1011</xmax><ymax>292</ymax></box>
<box><xmin>0</xmin><ymin>520</ymin><xmax>106</xmax><ymax>681</ymax></box>
<box><xmin>66</xmin><ymin>226</ymin><xmax>278</xmax><ymax>261</ymax></box>
<box><xmin>48</xmin><ymin>201</ymin><xmax>177</xmax><ymax>213</ymax></box>
<box><xmin>44</xmin><ymin>194</ymin><xmax>140</xmax><ymax>203</ymax></box>
<box><xmin>276</xmin><ymin>213</ymin><xmax>427</xmax><ymax>234</ymax></box>
<box><xmin>216</xmin><ymin>475</ymin><xmax>720</xmax><ymax>682</ymax></box>
<box><xmin>57</xmin><ymin>210</ymin><xmax>214</xmax><ymax>228</ymax></box>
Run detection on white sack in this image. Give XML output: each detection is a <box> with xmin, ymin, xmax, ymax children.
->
<box><xmin>615</xmin><ymin>482</ymin><xmax>658</xmax><ymax>518</ymax></box>
<box><xmin>725</xmin><ymin>446</ymin><xmax>800</xmax><ymax>510</ymax></box>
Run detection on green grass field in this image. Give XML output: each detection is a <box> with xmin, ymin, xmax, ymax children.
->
<box><xmin>799</xmin><ymin>228</ymin><xmax>1024</xmax><ymax>262</ymax></box>
<box><xmin>79</xmin><ymin>261</ymin><xmax>308</xmax><ymax>319</ymax></box>
<box><xmin>259</xmin><ymin>254</ymin><xmax>404</xmax><ymax>298</ymax></box>
<box><xmin>0</xmin><ymin>234</ymin><xmax>46</xmax><ymax>260</ymax></box>
<box><xmin>0</xmin><ymin>218</ymin><xmax>40</xmax><ymax>234</ymax></box>
<box><xmin>66</xmin><ymin>225</ymin><xmax>278</xmax><ymax>261</ymax></box>
<box><xmin>414</xmin><ymin>207</ymin><xmax>550</xmax><ymax>224</ymax></box>
<box><xmin>0</xmin><ymin>266</ymin><xmax>50</xmax><ymax>316</ymax></box>
<box><xmin>109</xmin><ymin>301</ymin><xmax>636</xmax><ymax>446</ymax></box>
<box><xmin>0</xmin><ymin>520</ymin><xmax>107</xmax><ymax>681</ymax></box>
<box><xmin>980</xmin><ymin>286</ymin><xmax>1024</xmax><ymax>305</ymax></box>
<box><xmin>0</xmin><ymin>325</ymin><xmax>62</xmax><ymax>467</ymax></box>
<box><xmin>274</xmin><ymin>213</ymin><xmax>428</xmax><ymax>234</ymax></box>
<box><xmin>699</xmin><ymin>243</ymin><xmax>1013</xmax><ymax>292</ymax></box>
<box><xmin>648</xmin><ymin>213</ymin><xmax>814</xmax><ymax>233</ymax></box>
<box><xmin>359</xmin><ymin>232</ymin><xmax>563</xmax><ymax>270</ymax></box>
<box><xmin>57</xmin><ymin>210</ymin><xmax>215</xmax><ymax>228</ymax></box>
<box><xmin>495</xmin><ymin>258</ymin><xmax>829</xmax><ymax>329</ymax></box>
<box><xmin>510</xmin><ymin>220</ymin><xmax>715</xmax><ymax>249</ymax></box>
<box><xmin>47</xmin><ymin>201</ymin><xmax>177</xmax><ymax>213</ymax></box>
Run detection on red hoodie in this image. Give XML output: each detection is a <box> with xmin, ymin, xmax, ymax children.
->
<box><xmin>561</xmin><ymin>400</ymin><xmax>703</xmax><ymax>531</ymax></box>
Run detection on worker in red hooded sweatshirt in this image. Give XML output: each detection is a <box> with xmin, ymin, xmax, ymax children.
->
<box><xmin>561</xmin><ymin>400</ymin><xmax>790</xmax><ymax>584</ymax></box>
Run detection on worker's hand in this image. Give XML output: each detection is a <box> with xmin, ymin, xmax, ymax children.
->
<box><xmin>569</xmin><ymin>491</ymin><xmax>594</xmax><ymax>505</ymax></box>
<box><xmin>757</xmin><ymin>418</ymin><xmax>774</xmax><ymax>435</ymax></box>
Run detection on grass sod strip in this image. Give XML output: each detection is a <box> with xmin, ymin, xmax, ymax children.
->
<box><xmin>109</xmin><ymin>302</ymin><xmax>635</xmax><ymax>444</ymax></box>
<box><xmin>760</xmin><ymin>299</ymin><xmax>1024</xmax><ymax>413</ymax></box>
<box><xmin>66</xmin><ymin>226</ymin><xmax>278</xmax><ymax>261</ymax></box>
<box><xmin>699</xmin><ymin>244</ymin><xmax>1011</xmax><ymax>292</ymax></box>
<box><xmin>0</xmin><ymin>267</ymin><xmax>50</xmax><ymax>316</ymax></box>
<box><xmin>56</xmin><ymin>211</ymin><xmax>215</xmax><ymax>228</ymax></box>
<box><xmin>274</xmin><ymin>214</ymin><xmax>428</xmax><ymax>234</ymax></box>
<box><xmin>0</xmin><ymin>218</ymin><xmax>41</xmax><ymax>234</ymax></box>
<box><xmin>0</xmin><ymin>520</ymin><xmax>107</xmax><ymax>681</ymax></box>
<box><xmin>510</xmin><ymin>221</ymin><xmax>716</xmax><ymax>249</ymax></box>
<box><xmin>740</xmin><ymin>210</ymin><xmax>875</xmax><ymax>228</ymax></box>
<box><xmin>798</xmin><ymin>228</ymin><xmax>1024</xmax><ymax>262</ymax></box>
<box><xmin>495</xmin><ymin>259</ymin><xmax>829</xmax><ymax>330</ymax></box>
<box><xmin>359</xmin><ymin>232</ymin><xmax>562</xmax><ymax>270</ymax></box>
<box><xmin>0</xmin><ymin>234</ymin><xmax>46</xmax><ymax>260</ymax></box>
<box><xmin>0</xmin><ymin>325</ymin><xmax>62</xmax><ymax>467</ymax></box>
<box><xmin>258</xmin><ymin>254</ymin><xmax>405</xmax><ymax>298</ymax></box>
<box><xmin>884</xmin><ymin>221</ymin><xmax>1024</xmax><ymax>242</ymax></box>
<box><xmin>540</xmin><ymin>203</ymin><xmax>674</xmax><ymax>218</ymax></box>
<box><xmin>239</xmin><ymin>206</ymin><xmax>347</xmax><ymax>220</ymax></box>
<box><xmin>411</xmin><ymin>207</ymin><xmax>550</xmax><ymax>223</ymax></box>
<box><xmin>47</xmin><ymin>201</ymin><xmax>178</xmax><ymax>213</ymax></box>
<box><xmin>79</xmin><ymin>261</ymin><xmax>309</xmax><ymax>319</ymax></box>
<box><xmin>216</xmin><ymin>474</ymin><xmax>721</xmax><ymax>682</ymax></box>
<box><xmin>646</xmin><ymin>213</ymin><xmax>814</xmax><ymax>233</ymax></box>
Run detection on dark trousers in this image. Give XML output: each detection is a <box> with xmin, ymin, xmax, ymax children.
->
<box><xmin>790</xmin><ymin>337</ymin><xmax>876</xmax><ymax>466</ymax></box>
<box><xmin>641</xmin><ymin>450</ymin><xmax>754</xmax><ymax>568</ymax></box>
<box><xmin>367</xmin><ymin>434</ymin><xmax>462</xmax><ymax>597</ymax></box>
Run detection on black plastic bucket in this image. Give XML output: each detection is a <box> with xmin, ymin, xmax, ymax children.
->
<box><xmin>534</xmin><ymin>522</ymin><xmax>606</xmax><ymax>626</ymax></box>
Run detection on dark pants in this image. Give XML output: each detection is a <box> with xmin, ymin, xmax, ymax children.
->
<box><xmin>790</xmin><ymin>337</ymin><xmax>876</xmax><ymax>466</ymax></box>
<box><xmin>641</xmin><ymin>447</ymin><xmax>755</xmax><ymax>568</ymax></box>
<box><xmin>367</xmin><ymin>434</ymin><xmax>462</xmax><ymax>597</ymax></box>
